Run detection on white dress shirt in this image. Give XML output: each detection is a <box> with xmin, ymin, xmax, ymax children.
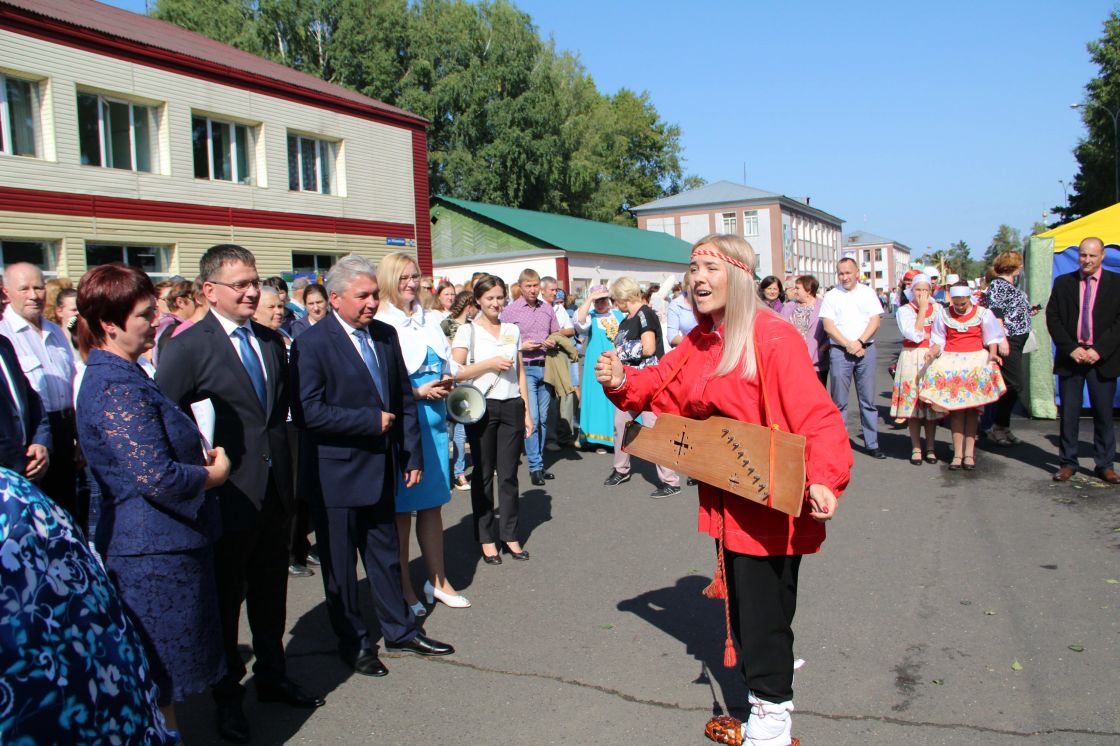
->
<box><xmin>210</xmin><ymin>310</ymin><xmax>268</xmax><ymax>383</ymax></box>
<box><xmin>0</xmin><ymin>307</ymin><xmax>76</xmax><ymax>413</ymax></box>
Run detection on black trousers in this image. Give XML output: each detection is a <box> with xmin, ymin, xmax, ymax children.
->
<box><xmin>1058</xmin><ymin>365</ymin><xmax>1117</xmax><ymax>470</ymax></box>
<box><xmin>42</xmin><ymin>410</ymin><xmax>85</xmax><ymax>533</ymax></box>
<box><xmin>466</xmin><ymin>397</ymin><xmax>525</xmax><ymax>544</ymax></box>
<box><xmin>993</xmin><ymin>332</ymin><xmax>1028</xmax><ymax>427</ymax></box>
<box><xmin>286</xmin><ymin>422</ymin><xmax>312</xmax><ymax>565</ymax></box>
<box><xmin>310</xmin><ymin>494</ymin><xmax>417</xmax><ymax>653</ymax></box>
<box><xmin>724</xmin><ymin>551</ymin><xmax>801</xmax><ymax>704</ymax></box>
<box><xmin>212</xmin><ymin>475</ymin><xmax>290</xmax><ymax>700</ymax></box>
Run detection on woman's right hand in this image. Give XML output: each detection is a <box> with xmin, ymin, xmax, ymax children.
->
<box><xmin>489</xmin><ymin>355</ymin><xmax>514</xmax><ymax>373</ymax></box>
<box><xmin>204</xmin><ymin>446</ymin><xmax>231</xmax><ymax>490</ymax></box>
<box><xmin>595</xmin><ymin>350</ymin><xmax>625</xmax><ymax>389</ymax></box>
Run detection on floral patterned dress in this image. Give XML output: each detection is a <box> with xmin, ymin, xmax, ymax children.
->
<box><xmin>891</xmin><ymin>302</ymin><xmax>941</xmax><ymax>420</ymax></box>
<box><xmin>917</xmin><ymin>305</ymin><xmax>1007</xmax><ymax>412</ymax></box>
<box><xmin>0</xmin><ymin>468</ymin><xmax>177</xmax><ymax>744</ymax></box>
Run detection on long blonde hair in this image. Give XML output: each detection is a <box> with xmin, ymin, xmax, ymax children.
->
<box><xmin>376</xmin><ymin>252</ymin><xmax>419</xmax><ymax>311</ymax></box>
<box><xmin>689</xmin><ymin>233</ymin><xmax>761</xmax><ymax>380</ymax></box>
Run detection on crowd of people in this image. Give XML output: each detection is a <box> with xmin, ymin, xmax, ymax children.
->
<box><xmin>0</xmin><ymin>230</ymin><xmax>1116</xmax><ymax>746</ymax></box>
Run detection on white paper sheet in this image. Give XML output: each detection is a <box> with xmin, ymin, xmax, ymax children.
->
<box><xmin>190</xmin><ymin>398</ymin><xmax>215</xmax><ymax>464</ymax></box>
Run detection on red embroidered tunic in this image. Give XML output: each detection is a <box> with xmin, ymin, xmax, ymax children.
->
<box><xmin>605</xmin><ymin>313</ymin><xmax>852</xmax><ymax>556</ymax></box>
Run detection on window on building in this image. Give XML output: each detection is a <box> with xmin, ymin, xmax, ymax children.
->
<box><xmin>86</xmin><ymin>243</ymin><xmax>170</xmax><ymax>278</ymax></box>
<box><xmin>875</xmin><ymin>270</ymin><xmax>883</xmax><ymax>279</ymax></box>
<box><xmin>720</xmin><ymin>212</ymin><xmax>737</xmax><ymax>234</ymax></box>
<box><xmin>863</xmin><ymin>249</ymin><xmax>871</xmax><ymax>263</ymax></box>
<box><xmin>192</xmin><ymin>116</ymin><xmax>255</xmax><ymax>184</ymax></box>
<box><xmin>0</xmin><ymin>75</ymin><xmax>40</xmax><ymax>157</ymax></box>
<box><xmin>645</xmin><ymin>217</ymin><xmax>674</xmax><ymax>235</ymax></box>
<box><xmin>875</xmin><ymin>248</ymin><xmax>883</xmax><ymax>261</ymax></box>
<box><xmin>287</xmin><ymin>134</ymin><xmax>337</xmax><ymax>194</ymax></box>
<box><xmin>679</xmin><ymin>214</ymin><xmax>710</xmax><ymax>243</ymax></box>
<box><xmin>77</xmin><ymin>93</ymin><xmax>159</xmax><ymax>172</ymax></box>
<box><xmin>0</xmin><ymin>240</ymin><xmax>57</xmax><ymax>276</ymax></box>
<box><xmin>743</xmin><ymin>210</ymin><xmax>759</xmax><ymax>236</ymax></box>
<box><xmin>292</xmin><ymin>252</ymin><xmax>338</xmax><ymax>275</ymax></box>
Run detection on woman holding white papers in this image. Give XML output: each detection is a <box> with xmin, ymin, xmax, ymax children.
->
<box><xmin>451</xmin><ymin>274</ymin><xmax>533</xmax><ymax>565</ymax></box>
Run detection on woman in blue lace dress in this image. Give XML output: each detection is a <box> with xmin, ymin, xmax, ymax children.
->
<box><xmin>0</xmin><ymin>469</ymin><xmax>178</xmax><ymax>744</ymax></box>
<box><xmin>74</xmin><ymin>264</ymin><xmax>231</xmax><ymax>730</ymax></box>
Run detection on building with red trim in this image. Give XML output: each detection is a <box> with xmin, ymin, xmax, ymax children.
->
<box><xmin>0</xmin><ymin>0</ymin><xmax>431</xmax><ymax>281</ymax></box>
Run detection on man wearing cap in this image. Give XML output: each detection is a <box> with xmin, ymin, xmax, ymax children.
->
<box><xmin>1046</xmin><ymin>236</ymin><xmax>1120</xmax><ymax>483</ymax></box>
<box><xmin>820</xmin><ymin>257</ymin><xmax>886</xmax><ymax>459</ymax></box>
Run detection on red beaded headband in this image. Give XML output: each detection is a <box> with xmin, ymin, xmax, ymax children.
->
<box><xmin>691</xmin><ymin>247</ymin><xmax>749</xmax><ymax>272</ymax></box>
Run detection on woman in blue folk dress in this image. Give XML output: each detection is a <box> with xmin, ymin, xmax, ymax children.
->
<box><xmin>377</xmin><ymin>253</ymin><xmax>470</xmax><ymax>616</ymax></box>
<box><xmin>74</xmin><ymin>264</ymin><xmax>231</xmax><ymax>732</ymax></box>
<box><xmin>575</xmin><ymin>285</ymin><xmax>625</xmax><ymax>452</ymax></box>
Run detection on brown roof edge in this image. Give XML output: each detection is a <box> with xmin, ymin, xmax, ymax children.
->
<box><xmin>0</xmin><ymin>0</ymin><xmax>428</xmax><ymax>129</ymax></box>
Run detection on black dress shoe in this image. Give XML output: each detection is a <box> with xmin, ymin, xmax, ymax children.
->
<box><xmin>481</xmin><ymin>550</ymin><xmax>502</xmax><ymax>565</ymax></box>
<box><xmin>502</xmin><ymin>543</ymin><xmax>530</xmax><ymax>560</ymax></box>
<box><xmin>541</xmin><ymin>470</ymin><xmax>555</xmax><ymax>480</ymax></box>
<box><xmin>385</xmin><ymin>634</ymin><xmax>455</xmax><ymax>657</ymax></box>
<box><xmin>256</xmin><ymin>677</ymin><xmax>325</xmax><ymax>708</ymax></box>
<box><xmin>215</xmin><ymin>701</ymin><xmax>251</xmax><ymax>744</ymax></box>
<box><xmin>288</xmin><ymin>563</ymin><xmax>314</xmax><ymax>577</ymax></box>
<box><xmin>868</xmin><ymin>448</ymin><xmax>886</xmax><ymax>459</ymax></box>
<box><xmin>530</xmin><ymin>470</ymin><xmax>545</xmax><ymax>486</ymax></box>
<box><xmin>347</xmin><ymin>649</ymin><xmax>389</xmax><ymax>677</ymax></box>
<box><xmin>306</xmin><ymin>552</ymin><xmax>321</xmax><ymax>566</ymax></box>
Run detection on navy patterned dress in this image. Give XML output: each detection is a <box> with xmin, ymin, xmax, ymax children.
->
<box><xmin>76</xmin><ymin>349</ymin><xmax>224</xmax><ymax>706</ymax></box>
<box><xmin>0</xmin><ymin>468</ymin><xmax>177</xmax><ymax>743</ymax></box>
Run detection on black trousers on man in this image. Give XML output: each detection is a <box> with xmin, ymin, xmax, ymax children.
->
<box><xmin>310</xmin><ymin>490</ymin><xmax>417</xmax><ymax>656</ymax></box>
<box><xmin>725</xmin><ymin>552</ymin><xmax>801</xmax><ymax>704</ymax></box>
<box><xmin>466</xmin><ymin>397</ymin><xmax>525</xmax><ymax>544</ymax></box>
<box><xmin>212</xmin><ymin>477</ymin><xmax>291</xmax><ymax>701</ymax></box>
<box><xmin>1058</xmin><ymin>364</ymin><xmax>1117</xmax><ymax>471</ymax></box>
<box><xmin>42</xmin><ymin>410</ymin><xmax>85</xmax><ymax>533</ymax></box>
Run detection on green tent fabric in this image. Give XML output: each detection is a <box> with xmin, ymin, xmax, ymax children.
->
<box><xmin>1024</xmin><ymin>234</ymin><xmax>1057</xmax><ymax>419</ymax></box>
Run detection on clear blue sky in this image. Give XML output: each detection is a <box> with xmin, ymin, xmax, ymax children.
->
<box><xmin>106</xmin><ymin>0</ymin><xmax>1112</xmax><ymax>258</ymax></box>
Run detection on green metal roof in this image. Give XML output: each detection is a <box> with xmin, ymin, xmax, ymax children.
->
<box><xmin>434</xmin><ymin>196</ymin><xmax>692</xmax><ymax>264</ymax></box>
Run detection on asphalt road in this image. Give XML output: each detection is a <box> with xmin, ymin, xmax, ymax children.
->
<box><xmin>179</xmin><ymin>324</ymin><xmax>1120</xmax><ymax>745</ymax></box>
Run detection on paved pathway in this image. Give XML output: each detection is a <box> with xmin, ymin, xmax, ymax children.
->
<box><xmin>180</xmin><ymin>326</ymin><xmax>1120</xmax><ymax>744</ymax></box>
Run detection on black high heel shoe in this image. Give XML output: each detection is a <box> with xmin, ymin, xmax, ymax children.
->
<box><xmin>502</xmin><ymin>543</ymin><xmax>530</xmax><ymax>561</ymax></box>
<box><xmin>481</xmin><ymin>545</ymin><xmax>502</xmax><ymax>565</ymax></box>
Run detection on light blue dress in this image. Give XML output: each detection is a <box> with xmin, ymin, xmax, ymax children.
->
<box><xmin>395</xmin><ymin>347</ymin><xmax>452</xmax><ymax>511</ymax></box>
<box><xmin>579</xmin><ymin>309</ymin><xmax>625</xmax><ymax>447</ymax></box>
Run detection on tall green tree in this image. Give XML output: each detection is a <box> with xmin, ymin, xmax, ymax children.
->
<box><xmin>152</xmin><ymin>0</ymin><xmax>689</xmax><ymax>225</ymax></box>
<box><xmin>1057</xmin><ymin>10</ymin><xmax>1120</xmax><ymax>221</ymax></box>
<box><xmin>984</xmin><ymin>224</ymin><xmax>1022</xmax><ymax>265</ymax></box>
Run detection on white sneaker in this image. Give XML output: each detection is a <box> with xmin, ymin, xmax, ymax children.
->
<box><xmin>742</xmin><ymin>692</ymin><xmax>794</xmax><ymax>746</ymax></box>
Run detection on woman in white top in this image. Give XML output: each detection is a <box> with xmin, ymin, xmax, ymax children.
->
<box><xmin>451</xmin><ymin>275</ymin><xmax>533</xmax><ymax>564</ymax></box>
<box><xmin>376</xmin><ymin>253</ymin><xmax>470</xmax><ymax>615</ymax></box>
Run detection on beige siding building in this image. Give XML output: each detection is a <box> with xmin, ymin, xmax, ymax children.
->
<box><xmin>631</xmin><ymin>180</ymin><xmax>844</xmax><ymax>281</ymax></box>
<box><xmin>0</xmin><ymin>0</ymin><xmax>431</xmax><ymax>281</ymax></box>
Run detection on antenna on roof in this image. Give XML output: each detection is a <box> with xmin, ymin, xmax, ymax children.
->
<box><xmin>743</xmin><ymin>162</ymin><xmax>747</xmax><ymax>185</ymax></box>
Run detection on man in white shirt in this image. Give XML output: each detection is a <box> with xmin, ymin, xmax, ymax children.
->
<box><xmin>0</xmin><ymin>263</ymin><xmax>79</xmax><ymax>522</ymax></box>
<box><xmin>819</xmin><ymin>258</ymin><xmax>886</xmax><ymax>459</ymax></box>
<box><xmin>541</xmin><ymin>277</ymin><xmax>576</xmax><ymax>450</ymax></box>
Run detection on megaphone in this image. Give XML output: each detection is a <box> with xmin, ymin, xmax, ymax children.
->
<box><xmin>446</xmin><ymin>384</ymin><xmax>486</xmax><ymax>424</ymax></box>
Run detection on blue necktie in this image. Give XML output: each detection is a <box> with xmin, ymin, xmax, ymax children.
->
<box><xmin>1080</xmin><ymin>276</ymin><xmax>1093</xmax><ymax>342</ymax></box>
<box><xmin>353</xmin><ymin>329</ymin><xmax>385</xmax><ymax>402</ymax></box>
<box><xmin>233</xmin><ymin>327</ymin><xmax>267</xmax><ymax>410</ymax></box>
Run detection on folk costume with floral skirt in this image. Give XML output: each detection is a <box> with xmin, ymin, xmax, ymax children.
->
<box><xmin>918</xmin><ymin>304</ymin><xmax>1006</xmax><ymax>413</ymax></box>
<box><xmin>891</xmin><ymin>301</ymin><xmax>941</xmax><ymax>421</ymax></box>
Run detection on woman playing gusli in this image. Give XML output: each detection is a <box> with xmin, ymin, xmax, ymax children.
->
<box><xmin>917</xmin><ymin>281</ymin><xmax>1007</xmax><ymax>470</ymax></box>
<box><xmin>596</xmin><ymin>234</ymin><xmax>851</xmax><ymax>746</ymax></box>
<box><xmin>891</xmin><ymin>274</ymin><xmax>943</xmax><ymax>464</ymax></box>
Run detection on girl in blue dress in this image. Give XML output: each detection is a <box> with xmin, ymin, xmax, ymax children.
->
<box><xmin>376</xmin><ymin>253</ymin><xmax>470</xmax><ymax>616</ymax></box>
<box><xmin>575</xmin><ymin>285</ymin><xmax>625</xmax><ymax>451</ymax></box>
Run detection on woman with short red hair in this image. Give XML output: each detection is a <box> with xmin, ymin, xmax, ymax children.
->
<box><xmin>75</xmin><ymin>263</ymin><xmax>231</xmax><ymax>730</ymax></box>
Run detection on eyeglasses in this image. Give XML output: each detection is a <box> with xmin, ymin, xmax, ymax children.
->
<box><xmin>399</xmin><ymin>273</ymin><xmax>422</xmax><ymax>284</ymax></box>
<box><xmin>210</xmin><ymin>278</ymin><xmax>262</xmax><ymax>293</ymax></box>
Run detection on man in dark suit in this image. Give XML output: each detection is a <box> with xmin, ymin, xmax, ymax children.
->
<box><xmin>1046</xmin><ymin>236</ymin><xmax>1120</xmax><ymax>484</ymax></box>
<box><xmin>290</xmin><ymin>255</ymin><xmax>453</xmax><ymax>677</ymax></box>
<box><xmin>0</xmin><ymin>331</ymin><xmax>51</xmax><ymax>478</ymax></box>
<box><xmin>158</xmin><ymin>245</ymin><xmax>323</xmax><ymax>744</ymax></box>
